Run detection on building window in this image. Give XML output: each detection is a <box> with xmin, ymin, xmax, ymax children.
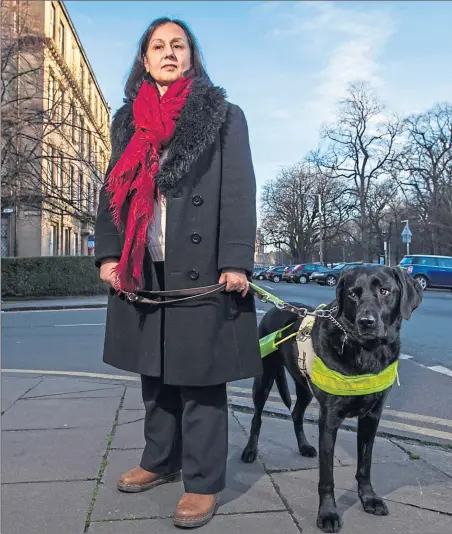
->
<box><xmin>88</xmin><ymin>131</ymin><xmax>92</xmax><ymax>163</ymax></box>
<box><xmin>59</xmin><ymin>21</ymin><xmax>65</xmax><ymax>56</ymax></box>
<box><xmin>64</xmin><ymin>228</ymin><xmax>71</xmax><ymax>255</ymax></box>
<box><xmin>93</xmin><ymin>138</ymin><xmax>97</xmax><ymax>168</ymax></box>
<box><xmin>59</xmin><ymin>86</ymin><xmax>64</xmax><ymax>123</ymax></box>
<box><xmin>87</xmin><ymin>182</ymin><xmax>92</xmax><ymax>212</ymax></box>
<box><xmin>50</xmin><ymin>146</ymin><xmax>56</xmax><ymax>188</ymax></box>
<box><xmin>48</xmin><ymin>73</ymin><xmax>55</xmax><ymax>111</ymax></box>
<box><xmin>69</xmin><ymin>165</ymin><xmax>75</xmax><ymax>201</ymax></box>
<box><xmin>93</xmin><ymin>186</ymin><xmax>98</xmax><ymax>213</ymax></box>
<box><xmin>49</xmin><ymin>3</ymin><xmax>56</xmax><ymax>39</ymax></box>
<box><xmin>56</xmin><ymin>153</ymin><xmax>63</xmax><ymax>189</ymax></box>
<box><xmin>71</xmin><ymin>104</ymin><xmax>77</xmax><ymax>143</ymax></box>
<box><xmin>73</xmin><ymin>232</ymin><xmax>79</xmax><ymax>256</ymax></box>
<box><xmin>79</xmin><ymin>117</ymin><xmax>85</xmax><ymax>156</ymax></box>
<box><xmin>78</xmin><ymin>173</ymin><xmax>84</xmax><ymax>208</ymax></box>
<box><xmin>50</xmin><ymin>224</ymin><xmax>59</xmax><ymax>256</ymax></box>
<box><xmin>46</xmin><ymin>148</ymin><xmax>53</xmax><ymax>190</ymax></box>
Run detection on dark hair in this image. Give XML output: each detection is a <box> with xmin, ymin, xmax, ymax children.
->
<box><xmin>124</xmin><ymin>17</ymin><xmax>210</xmax><ymax>101</ymax></box>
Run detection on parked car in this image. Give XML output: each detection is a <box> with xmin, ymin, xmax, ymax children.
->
<box><xmin>290</xmin><ymin>263</ymin><xmax>330</xmax><ymax>284</ymax></box>
<box><xmin>282</xmin><ymin>265</ymin><xmax>298</xmax><ymax>282</ymax></box>
<box><xmin>310</xmin><ymin>262</ymin><xmax>364</xmax><ymax>286</ymax></box>
<box><xmin>397</xmin><ymin>255</ymin><xmax>452</xmax><ymax>291</ymax></box>
<box><xmin>253</xmin><ymin>267</ymin><xmax>271</xmax><ymax>280</ymax></box>
<box><xmin>264</xmin><ymin>266</ymin><xmax>287</xmax><ymax>283</ymax></box>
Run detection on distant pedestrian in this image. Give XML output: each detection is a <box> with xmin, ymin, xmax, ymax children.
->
<box><xmin>94</xmin><ymin>17</ymin><xmax>261</xmax><ymax>528</ymax></box>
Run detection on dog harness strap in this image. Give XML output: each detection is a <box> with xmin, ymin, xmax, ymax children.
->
<box><xmin>310</xmin><ymin>358</ymin><xmax>399</xmax><ymax>396</ymax></box>
<box><xmin>259</xmin><ymin>323</ymin><xmax>295</xmax><ymax>359</ymax></box>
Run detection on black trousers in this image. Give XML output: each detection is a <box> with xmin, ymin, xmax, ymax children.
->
<box><xmin>139</xmin><ymin>261</ymin><xmax>228</xmax><ymax>494</ymax></box>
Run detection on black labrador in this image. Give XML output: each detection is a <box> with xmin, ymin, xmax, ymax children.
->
<box><xmin>242</xmin><ymin>265</ymin><xmax>423</xmax><ymax>533</ymax></box>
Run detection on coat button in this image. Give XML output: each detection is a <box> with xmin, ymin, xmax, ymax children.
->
<box><xmin>192</xmin><ymin>195</ymin><xmax>203</xmax><ymax>206</ymax></box>
<box><xmin>189</xmin><ymin>269</ymin><xmax>199</xmax><ymax>281</ymax></box>
<box><xmin>191</xmin><ymin>233</ymin><xmax>202</xmax><ymax>244</ymax></box>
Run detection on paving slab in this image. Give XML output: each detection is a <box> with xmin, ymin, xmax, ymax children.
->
<box><xmin>122</xmin><ymin>386</ymin><xmax>144</xmax><ymax>409</ymax></box>
<box><xmin>273</xmin><ymin>469</ymin><xmax>452</xmax><ymax>533</ymax></box>
<box><xmin>1</xmin><ymin>480</ymin><xmax>96</xmax><ymax>534</ymax></box>
<box><xmin>2</xmin><ymin>427</ymin><xmax>109</xmax><ymax>483</ymax></box>
<box><xmin>273</xmin><ymin>460</ymin><xmax>452</xmax><ymax>520</ymax></box>
<box><xmin>117</xmin><ymin>408</ymin><xmax>145</xmax><ymax>426</ymax></box>
<box><xmin>392</xmin><ymin>440</ymin><xmax>452</xmax><ymax>478</ymax></box>
<box><xmin>89</xmin><ymin>511</ymin><xmax>301</xmax><ymax>534</ymax></box>
<box><xmin>20</xmin><ymin>377</ymin><xmax>124</xmax><ymax>399</ymax></box>
<box><xmin>1</xmin><ymin>376</ymin><xmax>42</xmax><ymax>412</ymax></box>
<box><xmin>234</xmin><ymin>413</ymin><xmax>408</xmax><ymax>472</ymax></box>
<box><xmin>92</xmin><ymin>416</ymin><xmax>284</xmax><ymax>521</ymax></box>
<box><xmin>1</xmin><ymin>396</ymin><xmax>120</xmax><ymax>430</ymax></box>
<box><xmin>112</xmin><ymin>414</ymin><xmax>144</xmax><ymax>449</ymax></box>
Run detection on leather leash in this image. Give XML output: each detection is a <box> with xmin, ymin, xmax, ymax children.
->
<box><xmin>123</xmin><ymin>283</ymin><xmax>227</xmax><ymax>305</ymax></box>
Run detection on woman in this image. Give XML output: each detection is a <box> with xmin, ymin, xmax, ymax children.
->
<box><xmin>95</xmin><ymin>18</ymin><xmax>261</xmax><ymax>529</ymax></box>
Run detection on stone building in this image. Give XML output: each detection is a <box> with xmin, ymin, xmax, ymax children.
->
<box><xmin>1</xmin><ymin>0</ymin><xmax>111</xmax><ymax>257</ymax></box>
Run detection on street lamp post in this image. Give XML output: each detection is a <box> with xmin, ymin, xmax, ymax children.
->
<box><xmin>318</xmin><ymin>194</ymin><xmax>324</xmax><ymax>265</ymax></box>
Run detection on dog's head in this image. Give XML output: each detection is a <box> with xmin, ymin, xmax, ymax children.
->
<box><xmin>335</xmin><ymin>265</ymin><xmax>423</xmax><ymax>341</ymax></box>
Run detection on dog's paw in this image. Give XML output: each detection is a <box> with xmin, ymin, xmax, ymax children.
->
<box><xmin>317</xmin><ymin>509</ymin><xmax>342</xmax><ymax>533</ymax></box>
<box><xmin>241</xmin><ymin>446</ymin><xmax>258</xmax><ymax>463</ymax></box>
<box><xmin>361</xmin><ymin>495</ymin><xmax>389</xmax><ymax>516</ymax></box>
<box><xmin>299</xmin><ymin>444</ymin><xmax>317</xmax><ymax>458</ymax></box>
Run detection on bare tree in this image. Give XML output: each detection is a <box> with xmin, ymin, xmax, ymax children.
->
<box><xmin>260</xmin><ymin>162</ymin><xmax>352</xmax><ymax>263</ymax></box>
<box><xmin>312</xmin><ymin>83</ymin><xmax>403</xmax><ymax>261</ymax></box>
<box><xmin>398</xmin><ymin>103</ymin><xmax>452</xmax><ymax>254</ymax></box>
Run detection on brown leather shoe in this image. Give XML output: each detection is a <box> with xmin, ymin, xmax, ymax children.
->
<box><xmin>173</xmin><ymin>493</ymin><xmax>219</xmax><ymax>528</ymax></box>
<box><xmin>117</xmin><ymin>466</ymin><xmax>180</xmax><ymax>493</ymax></box>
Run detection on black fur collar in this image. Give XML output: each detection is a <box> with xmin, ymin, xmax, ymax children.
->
<box><xmin>109</xmin><ymin>78</ymin><xmax>228</xmax><ymax>192</ymax></box>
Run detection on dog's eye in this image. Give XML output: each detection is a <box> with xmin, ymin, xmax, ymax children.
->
<box><xmin>348</xmin><ymin>290</ymin><xmax>357</xmax><ymax>300</ymax></box>
<box><xmin>380</xmin><ymin>288</ymin><xmax>390</xmax><ymax>296</ymax></box>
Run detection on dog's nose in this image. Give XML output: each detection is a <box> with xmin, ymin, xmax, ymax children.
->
<box><xmin>358</xmin><ymin>316</ymin><xmax>376</xmax><ymax>328</ymax></box>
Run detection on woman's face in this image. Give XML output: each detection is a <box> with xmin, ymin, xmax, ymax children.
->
<box><xmin>144</xmin><ymin>23</ymin><xmax>192</xmax><ymax>89</ymax></box>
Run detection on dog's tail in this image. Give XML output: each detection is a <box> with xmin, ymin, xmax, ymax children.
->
<box><xmin>274</xmin><ymin>364</ymin><xmax>292</xmax><ymax>410</ymax></box>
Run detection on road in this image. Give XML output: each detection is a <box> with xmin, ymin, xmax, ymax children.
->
<box><xmin>2</xmin><ymin>281</ymin><xmax>452</xmax><ymax>445</ymax></box>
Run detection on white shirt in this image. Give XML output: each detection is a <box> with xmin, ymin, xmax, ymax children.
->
<box><xmin>147</xmin><ymin>148</ymin><xmax>169</xmax><ymax>262</ymax></box>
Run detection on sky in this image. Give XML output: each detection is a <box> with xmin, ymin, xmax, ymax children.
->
<box><xmin>65</xmin><ymin>0</ymin><xmax>452</xmax><ymax>195</ymax></box>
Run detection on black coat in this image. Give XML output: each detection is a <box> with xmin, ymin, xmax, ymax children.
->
<box><xmin>95</xmin><ymin>79</ymin><xmax>262</xmax><ymax>386</ymax></box>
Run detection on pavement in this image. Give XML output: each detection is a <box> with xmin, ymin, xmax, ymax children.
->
<box><xmin>2</xmin><ymin>372</ymin><xmax>452</xmax><ymax>534</ymax></box>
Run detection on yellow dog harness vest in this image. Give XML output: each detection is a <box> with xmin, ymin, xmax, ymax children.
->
<box><xmin>259</xmin><ymin>311</ymin><xmax>399</xmax><ymax>396</ymax></box>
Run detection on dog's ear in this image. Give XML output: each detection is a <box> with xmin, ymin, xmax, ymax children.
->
<box><xmin>335</xmin><ymin>275</ymin><xmax>346</xmax><ymax>316</ymax></box>
<box><xmin>393</xmin><ymin>267</ymin><xmax>423</xmax><ymax>320</ymax></box>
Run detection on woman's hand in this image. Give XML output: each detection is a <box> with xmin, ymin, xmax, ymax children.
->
<box><xmin>219</xmin><ymin>269</ymin><xmax>249</xmax><ymax>297</ymax></box>
<box><xmin>100</xmin><ymin>259</ymin><xmax>120</xmax><ymax>290</ymax></box>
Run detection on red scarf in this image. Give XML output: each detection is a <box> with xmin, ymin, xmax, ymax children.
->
<box><xmin>106</xmin><ymin>77</ymin><xmax>192</xmax><ymax>291</ymax></box>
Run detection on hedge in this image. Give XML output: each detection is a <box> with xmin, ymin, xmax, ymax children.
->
<box><xmin>1</xmin><ymin>256</ymin><xmax>109</xmax><ymax>298</ymax></box>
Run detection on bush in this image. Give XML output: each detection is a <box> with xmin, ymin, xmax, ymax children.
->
<box><xmin>1</xmin><ymin>256</ymin><xmax>109</xmax><ymax>298</ymax></box>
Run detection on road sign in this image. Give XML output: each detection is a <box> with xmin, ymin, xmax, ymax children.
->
<box><xmin>401</xmin><ymin>223</ymin><xmax>412</xmax><ymax>238</ymax></box>
<box><xmin>401</xmin><ymin>222</ymin><xmax>412</xmax><ymax>254</ymax></box>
